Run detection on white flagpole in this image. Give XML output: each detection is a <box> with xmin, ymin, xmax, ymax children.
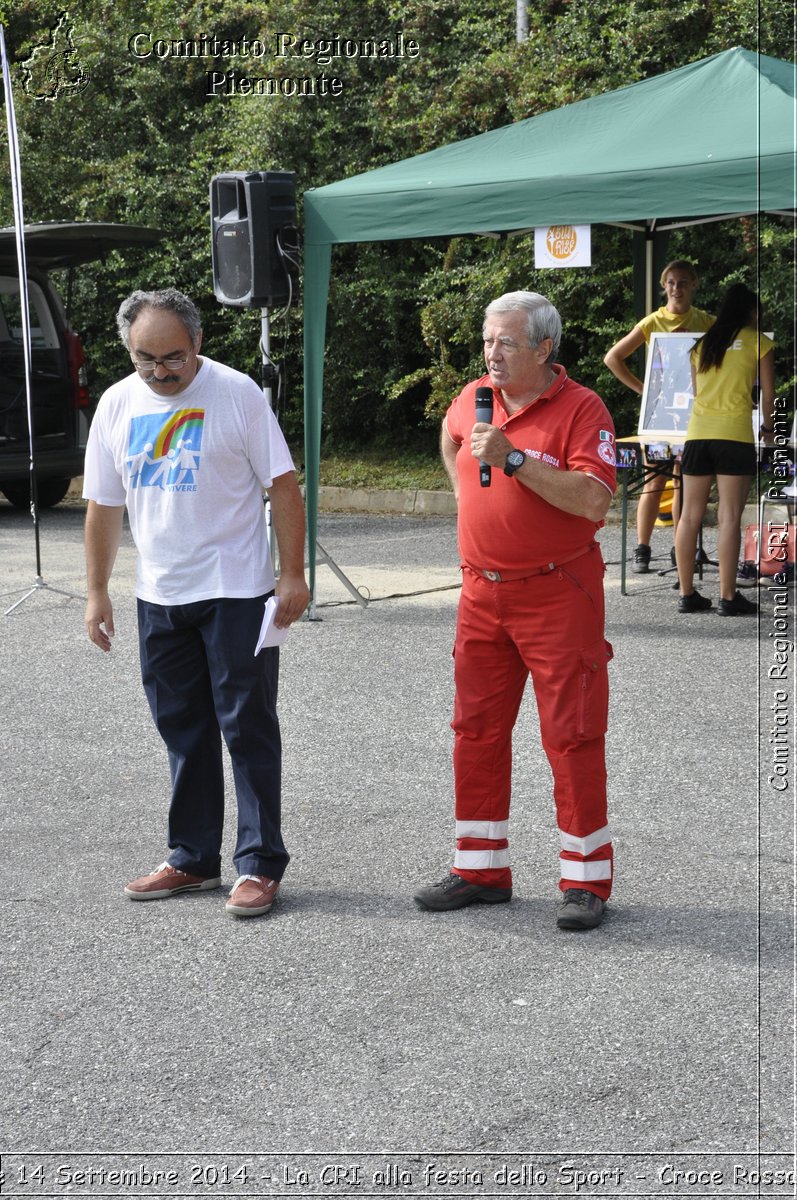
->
<box><xmin>0</xmin><ymin>26</ymin><xmax>40</xmax><ymax>547</ymax></box>
<box><xmin>1</xmin><ymin>25</ymin><xmax>81</xmax><ymax>614</ymax></box>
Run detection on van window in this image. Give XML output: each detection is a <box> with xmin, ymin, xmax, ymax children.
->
<box><xmin>0</xmin><ymin>277</ymin><xmax>60</xmax><ymax>349</ymax></box>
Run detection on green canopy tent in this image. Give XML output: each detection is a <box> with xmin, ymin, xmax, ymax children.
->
<box><xmin>302</xmin><ymin>46</ymin><xmax>795</xmax><ymax>602</ymax></box>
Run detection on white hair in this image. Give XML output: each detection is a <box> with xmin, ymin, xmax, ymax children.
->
<box><xmin>484</xmin><ymin>291</ymin><xmax>561</xmax><ymax>362</ymax></box>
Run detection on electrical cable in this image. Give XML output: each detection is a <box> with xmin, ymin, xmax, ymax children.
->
<box><xmin>315</xmin><ymin>581</ymin><xmax>463</xmax><ymax>608</ymax></box>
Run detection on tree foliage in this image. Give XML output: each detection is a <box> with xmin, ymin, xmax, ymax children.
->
<box><xmin>0</xmin><ymin>0</ymin><xmax>793</xmax><ymax>453</ymax></box>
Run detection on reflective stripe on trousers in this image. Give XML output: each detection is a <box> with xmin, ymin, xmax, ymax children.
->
<box><xmin>451</xmin><ymin>543</ymin><xmax>613</xmax><ymax>899</ymax></box>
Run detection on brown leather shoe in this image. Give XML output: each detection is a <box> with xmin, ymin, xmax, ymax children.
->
<box><xmin>225</xmin><ymin>875</ymin><xmax>280</xmax><ymax>918</ymax></box>
<box><xmin>124</xmin><ymin>861</ymin><xmax>222</xmax><ymax>901</ymax></box>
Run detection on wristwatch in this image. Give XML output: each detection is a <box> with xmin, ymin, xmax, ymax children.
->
<box><xmin>504</xmin><ymin>449</ymin><xmax>526</xmax><ymax>477</ymax></box>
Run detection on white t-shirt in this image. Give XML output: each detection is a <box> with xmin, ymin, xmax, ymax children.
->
<box><xmin>83</xmin><ymin>357</ymin><xmax>295</xmax><ymax>604</ymax></box>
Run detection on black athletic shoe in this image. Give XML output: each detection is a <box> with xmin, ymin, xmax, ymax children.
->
<box><xmin>557</xmin><ymin>888</ymin><xmax>606</xmax><ymax>931</ymax></box>
<box><xmin>736</xmin><ymin>562</ymin><xmax>758</xmax><ymax>588</ymax></box>
<box><xmin>718</xmin><ymin>590</ymin><xmax>758</xmax><ymax>616</ymax></box>
<box><xmin>413</xmin><ymin>872</ymin><xmax>512</xmax><ymax>912</ymax></box>
<box><xmin>677</xmin><ymin>589</ymin><xmax>712</xmax><ymax>613</ymax></box>
<box><xmin>632</xmin><ymin>544</ymin><xmax>651</xmax><ymax>573</ymax></box>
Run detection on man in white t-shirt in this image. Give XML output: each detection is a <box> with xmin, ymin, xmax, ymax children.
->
<box><xmin>83</xmin><ymin>289</ymin><xmax>310</xmax><ymax>919</ymax></box>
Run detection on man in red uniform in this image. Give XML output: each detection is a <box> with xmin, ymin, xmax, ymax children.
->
<box><xmin>414</xmin><ymin>292</ymin><xmax>616</xmax><ymax>930</ymax></box>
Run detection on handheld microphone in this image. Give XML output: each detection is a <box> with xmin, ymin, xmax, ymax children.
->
<box><xmin>474</xmin><ymin>386</ymin><xmax>493</xmax><ymax>487</ymax></box>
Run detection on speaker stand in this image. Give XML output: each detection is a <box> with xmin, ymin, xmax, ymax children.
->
<box><xmin>4</xmin><ymin>574</ymin><xmax>83</xmax><ymax>616</ymax></box>
<box><xmin>258</xmin><ymin>308</ymin><xmax>362</xmax><ymax>620</ymax></box>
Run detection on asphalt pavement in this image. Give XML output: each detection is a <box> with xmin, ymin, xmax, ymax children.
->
<box><xmin>0</xmin><ymin>499</ymin><xmax>793</xmax><ymax>1194</ymax></box>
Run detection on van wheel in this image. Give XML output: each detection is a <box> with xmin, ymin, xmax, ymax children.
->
<box><xmin>1</xmin><ymin>477</ymin><xmax>72</xmax><ymax>508</ymax></box>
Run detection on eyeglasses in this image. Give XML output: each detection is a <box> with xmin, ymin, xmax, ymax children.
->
<box><xmin>131</xmin><ymin>355</ymin><xmax>191</xmax><ymax>373</ymax></box>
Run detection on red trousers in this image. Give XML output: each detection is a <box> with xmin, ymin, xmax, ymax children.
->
<box><xmin>452</xmin><ymin>542</ymin><xmax>613</xmax><ymax>900</ymax></box>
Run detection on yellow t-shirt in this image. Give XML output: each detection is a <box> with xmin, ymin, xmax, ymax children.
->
<box><xmin>636</xmin><ymin>306</ymin><xmax>715</xmax><ymax>342</ymax></box>
<box><xmin>688</xmin><ymin>326</ymin><xmax>774</xmax><ymax>444</ymax></box>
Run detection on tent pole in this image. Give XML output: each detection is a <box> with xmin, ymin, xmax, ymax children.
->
<box><xmin>301</xmin><ymin>239</ymin><xmax>363</xmax><ymax>618</ymax></box>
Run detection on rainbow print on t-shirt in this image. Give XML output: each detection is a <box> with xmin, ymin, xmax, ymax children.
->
<box><xmin>126</xmin><ymin>408</ymin><xmax>205</xmax><ymax>492</ymax></box>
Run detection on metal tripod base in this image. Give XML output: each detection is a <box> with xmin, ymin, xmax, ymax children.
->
<box><xmin>307</xmin><ymin>539</ymin><xmax>368</xmax><ymax>619</ymax></box>
<box><xmin>4</xmin><ymin>575</ymin><xmax>84</xmax><ymax>616</ymax></box>
<box><xmin>656</xmin><ymin>527</ymin><xmax>713</xmax><ymax>582</ymax></box>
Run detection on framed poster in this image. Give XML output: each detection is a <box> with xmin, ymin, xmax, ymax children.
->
<box><xmin>638</xmin><ymin>331</ymin><xmax>704</xmax><ymax>439</ymax></box>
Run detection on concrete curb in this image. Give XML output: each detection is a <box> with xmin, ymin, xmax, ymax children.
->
<box><xmin>304</xmin><ymin>488</ymin><xmax>780</xmax><ymax>528</ymax></box>
<box><xmin>314</xmin><ymin>485</ymin><xmax>458</xmax><ymax>516</ymax></box>
<box><xmin>67</xmin><ymin>478</ymin><xmax>782</xmax><ymax>529</ymax></box>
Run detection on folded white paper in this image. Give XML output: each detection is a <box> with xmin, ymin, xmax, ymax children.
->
<box><xmin>255</xmin><ymin>596</ymin><xmax>289</xmax><ymax>654</ymax></box>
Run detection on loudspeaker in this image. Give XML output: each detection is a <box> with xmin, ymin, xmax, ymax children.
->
<box><xmin>210</xmin><ymin>170</ymin><xmax>299</xmax><ymax>308</ymax></box>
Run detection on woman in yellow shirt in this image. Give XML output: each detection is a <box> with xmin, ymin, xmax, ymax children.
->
<box><xmin>604</xmin><ymin>260</ymin><xmax>714</xmax><ymax>573</ymax></box>
<box><xmin>675</xmin><ymin>283</ymin><xmax>775</xmax><ymax>616</ymax></box>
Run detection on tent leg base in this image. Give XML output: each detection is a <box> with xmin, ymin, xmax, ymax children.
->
<box><xmin>306</xmin><ymin>539</ymin><xmax>369</xmax><ymax>618</ymax></box>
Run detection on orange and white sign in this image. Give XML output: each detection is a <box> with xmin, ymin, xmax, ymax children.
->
<box><xmin>534</xmin><ymin>224</ymin><xmax>591</xmax><ymax>268</ymax></box>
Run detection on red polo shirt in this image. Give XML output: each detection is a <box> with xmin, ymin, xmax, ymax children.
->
<box><xmin>444</xmin><ymin>367</ymin><xmax>616</xmax><ymax>573</ymax></box>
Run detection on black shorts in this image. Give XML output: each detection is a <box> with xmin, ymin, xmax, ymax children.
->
<box><xmin>680</xmin><ymin>439</ymin><xmax>756</xmax><ymax>476</ymax></box>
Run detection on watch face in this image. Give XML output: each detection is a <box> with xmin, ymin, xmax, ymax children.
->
<box><xmin>505</xmin><ymin>450</ymin><xmax>525</xmax><ymax>475</ymax></box>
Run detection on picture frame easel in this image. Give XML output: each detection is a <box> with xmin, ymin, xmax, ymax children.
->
<box><xmin>637</xmin><ymin>331</ymin><xmax>704</xmax><ymax>441</ymax></box>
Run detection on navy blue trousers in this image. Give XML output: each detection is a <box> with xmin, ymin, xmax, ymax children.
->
<box><xmin>137</xmin><ymin>594</ymin><xmax>289</xmax><ymax>881</ymax></box>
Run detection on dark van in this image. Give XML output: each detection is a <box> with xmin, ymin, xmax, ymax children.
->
<box><xmin>0</xmin><ymin>221</ymin><xmax>161</xmax><ymax>507</ymax></box>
